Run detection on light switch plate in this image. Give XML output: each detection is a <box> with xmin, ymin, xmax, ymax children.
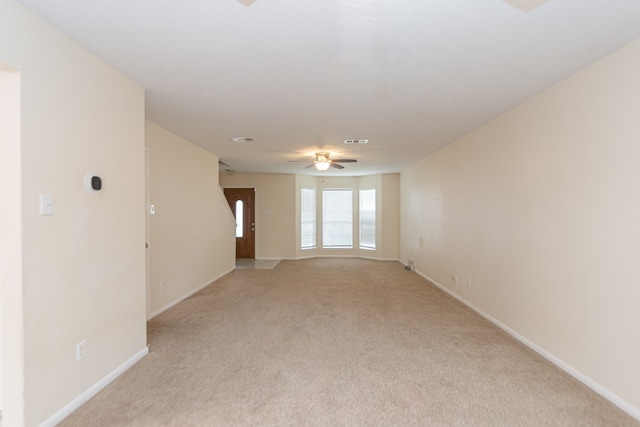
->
<box><xmin>40</xmin><ymin>193</ymin><xmax>54</xmax><ymax>215</ymax></box>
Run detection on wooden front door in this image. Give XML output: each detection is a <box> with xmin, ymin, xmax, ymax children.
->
<box><xmin>224</xmin><ymin>188</ymin><xmax>255</xmax><ymax>258</ymax></box>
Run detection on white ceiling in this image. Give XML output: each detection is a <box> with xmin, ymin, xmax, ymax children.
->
<box><xmin>17</xmin><ymin>0</ymin><xmax>640</xmax><ymax>176</ymax></box>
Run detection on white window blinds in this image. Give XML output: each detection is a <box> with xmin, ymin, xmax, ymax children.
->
<box><xmin>300</xmin><ymin>188</ymin><xmax>316</xmax><ymax>249</ymax></box>
<box><xmin>323</xmin><ymin>189</ymin><xmax>353</xmax><ymax>248</ymax></box>
<box><xmin>359</xmin><ymin>189</ymin><xmax>376</xmax><ymax>249</ymax></box>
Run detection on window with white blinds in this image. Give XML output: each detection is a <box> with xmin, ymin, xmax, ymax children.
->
<box><xmin>359</xmin><ymin>189</ymin><xmax>376</xmax><ymax>249</ymax></box>
<box><xmin>322</xmin><ymin>189</ymin><xmax>353</xmax><ymax>248</ymax></box>
<box><xmin>300</xmin><ymin>188</ymin><xmax>316</xmax><ymax>249</ymax></box>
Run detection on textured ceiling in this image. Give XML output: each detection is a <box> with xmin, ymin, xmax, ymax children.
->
<box><xmin>16</xmin><ymin>0</ymin><xmax>640</xmax><ymax>175</ymax></box>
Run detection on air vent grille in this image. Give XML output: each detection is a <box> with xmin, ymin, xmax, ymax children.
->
<box><xmin>229</xmin><ymin>137</ymin><xmax>254</xmax><ymax>143</ymax></box>
<box><xmin>344</xmin><ymin>139</ymin><xmax>368</xmax><ymax>144</ymax></box>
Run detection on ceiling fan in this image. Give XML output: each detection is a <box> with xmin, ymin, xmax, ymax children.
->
<box><xmin>290</xmin><ymin>151</ymin><xmax>357</xmax><ymax>171</ymax></box>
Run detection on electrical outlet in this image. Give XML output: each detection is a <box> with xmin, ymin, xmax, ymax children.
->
<box><xmin>76</xmin><ymin>340</ymin><xmax>87</xmax><ymax>361</ymax></box>
<box><xmin>161</xmin><ymin>280</ymin><xmax>165</xmax><ymax>290</ymax></box>
<box><xmin>404</xmin><ymin>259</ymin><xmax>415</xmax><ymax>271</ymax></box>
<box><xmin>451</xmin><ymin>275</ymin><xmax>458</xmax><ymax>286</ymax></box>
<box><xmin>467</xmin><ymin>277</ymin><xmax>472</xmax><ymax>287</ymax></box>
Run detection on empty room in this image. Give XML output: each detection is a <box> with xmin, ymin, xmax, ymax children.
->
<box><xmin>1</xmin><ymin>0</ymin><xmax>640</xmax><ymax>426</ymax></box>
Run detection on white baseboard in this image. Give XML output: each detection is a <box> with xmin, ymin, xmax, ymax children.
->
<box><xmin>253</xmin><ymin>256</ymin><xmax>401</xmax><ymax>262</ymax></box>
<box><xmin>359</xmin><ymin>255</ymin><xmax>400</xmax><ymax>262</ymax></box>
<box><xmin>148</xmin><ymin>267</ymin><xmax>235</xmax><ymax>320</ymax></box>
<box><xmin>41</xmin><ymin>346</ymin><xmax>149</xmax><ymax>427</ymax></box>
<box><xmin>413</xmin><ymin>268</ymin><xmax>640</xmax><ymax>422</ymax></box>
<box><xmin>294</xmin><ymin>254</ymin><xmax>400</xmax><ymax>262</ymax></box>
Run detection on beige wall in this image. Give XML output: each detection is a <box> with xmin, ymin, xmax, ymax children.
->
<box><xmin>0</xmin><ymin>1</ymin><xmax>148</xmax><ymax>425</ymax></box>
<box><xmin>146</xmin><ymin>121</ymin><xmax>235</xmax><ymax>317</ymax></box>
<box><xmin>220</xmin><ymin>173</ymin><xmax>298</xmax><ymax>260</ymax></box>
<box><xmin>380</xmin><ymin>174</ymin><xmax>400</xmax><ymax>260</ymax></box>
<box><xmin>400</xmin><ymin>38</ymin><xmax>640</xmax><ymax>416</ymax></box>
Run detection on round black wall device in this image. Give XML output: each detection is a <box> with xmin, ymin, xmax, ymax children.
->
<box><xmin>91</xmin><ymin>176</ymin><xmax>102</xmax><ymax>191</ymax></box>
<box><xmin>84</xmin><ymin>171</ymin><xmax>103</xmax><ymax>194</ymax></box>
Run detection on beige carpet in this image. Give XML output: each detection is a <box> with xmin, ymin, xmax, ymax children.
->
<box><xmin>61</xmin><ymin>258</ymin><xmax>639</xmax><ymax>426</ymax></box>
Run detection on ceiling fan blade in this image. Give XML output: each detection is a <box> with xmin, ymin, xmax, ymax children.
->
<box><xmin>331</xmin><ymin>159</ymin><xmax>357</xmax><ymax>163</ymax></box>
<box><xmin>303</xmin><ymin>164</ymin><xmax>315</xmax><ymax>169</ymax></box>
<box><xmin>289</xmin><ymin>160</ymin><xmax>314</xmax><ymax>162</ymax></box>
<box><xmin>329</xmin><ymin>163</ymin><xmax>345</xmax><ymax>169</ymax></box>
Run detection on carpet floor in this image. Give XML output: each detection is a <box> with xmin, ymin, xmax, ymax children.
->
<box><xmin>60</xmin><ymin>258</ymin><xmax>639</xmax><ymax>426</ymax></box>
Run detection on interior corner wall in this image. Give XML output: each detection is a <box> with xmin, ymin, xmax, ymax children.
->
<box><xmin>219</xmin><ymin>173</ymin><xmax>297</xmax><ymax>260</ymax></box>
<box><xmin>0</xmin><ymin>1</ymin><xmax>149</xmax><ymax>425</ymax></box>
<box><xmin>0</xmin><ymin>64</ymin><xmax>23</xmax><ymax>426</ymax></box>
<box><xmin>400</xmin><ymin>38</ymin><xmax>640</xmax><ymax>417</ymax></box>
<box><xmin>146</xmin><ymin>121</ymin><xmax>235</xmax><ymax>318</ymax></box>
<box><xmin>146</xmin><ymin>121</ymin><xmax>235</xmax><ymax>316</ymax></box>
<box><xmin>380</xmin><ymin>174</ymin><xmax>400</xmax><ymax>260</ymax></box>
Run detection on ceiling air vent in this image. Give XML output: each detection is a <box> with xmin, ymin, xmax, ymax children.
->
<box><xmin>344</xmin><ymin>139</ymin><xmax>368</xmax><ymax>144</ymax></box>
<box><xmin>229</xmin><ymin>137</ymin><xmax>254</xmax><ymax>143</ymax></box>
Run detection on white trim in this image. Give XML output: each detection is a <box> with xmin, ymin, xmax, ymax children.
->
<box><xmin>257</xmin><ymin>256</ymin><xmax>400</xmax><ymax>262</ymax></box>
<box><xmin>40</xmin><ymin>346</ymin><xmax>149</xmax><ymax>427</ymax></box>
<box><xmin>220</xmin><ymin>185</ymin><xmax>257</xmax><ymax>189</ymax></box>
<box><xmin>358</xmin><ymin>255</ymin><xmax>399</xmax><ymax>262</ymax></box>
<box><xmin>255</xmin><ymin>257</ymin><xmax>399</xmax><ymax>262</ymax></box>
<box><xmin>148</xmin><ymin>267</ymin><xmax>235</xmax><ymax>319</ymax></box>
<box><xmin>413</xmin><ymin>268</ymin><xmax>640</xmax><ymax>422</ymax></box>
<box><xmin>294</xmin><ymin>254</ymin><xmax>399</xmax><ymax>262</ymax></box>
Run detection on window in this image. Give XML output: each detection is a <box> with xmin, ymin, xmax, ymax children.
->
<box><xmin>235</xmin><ymin>200</ymin><xmax>243</xmax><ymax>237</ymax></box>
<box><xmin>301</xmin><ymin>188</ymin><xmax>316</xmax><ymax>249</ymax></box>
<box><xmin>323</xmin><ymin>189</ymin><xmax>352</xmax><ymax>248</ymax></box>
<box><xmin>359</xmin><ymin>189</ymin><xmax>376</xmax><ymax>249</ymax></box>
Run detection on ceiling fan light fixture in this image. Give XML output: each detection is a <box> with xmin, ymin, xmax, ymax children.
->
<box><xmin>315</xmin><ymin>161</ymin><xmax>331</xmax><ymax>171</ymax></box>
